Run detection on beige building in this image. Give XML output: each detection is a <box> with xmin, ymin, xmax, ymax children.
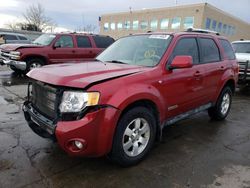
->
<box><xmin>99</xmin><ymin>3</ymin><xmax>250</xmax><ymax>41</ymax></box>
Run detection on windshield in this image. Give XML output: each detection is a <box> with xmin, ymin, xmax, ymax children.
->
<box><xmin>96</xmin><ymin>34</ymin><xmax>172</xmax><ymax>67</ymax></box>
<box><xmin>232</xmin><ymin>42</ymin><xmax>250</xmax><ymax>53</ymax></box>
<box><xmin>33</xmin><ymin>34</ymin><xmax>56</xmax><ymax>45</ymax></box>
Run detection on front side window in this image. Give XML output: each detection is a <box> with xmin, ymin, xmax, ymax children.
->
<box><xmin>140</xmin><ymin>21</ymin><xmax>148</xmax><ymax>30</ymax></box>
<box><xmin>171</xmin><ymin>38</ymin><xmax>199</xmax><ymax>64</ymax></box>
<box><xmin>200</xmin><ymin>38</ymin><xmax>220</xmax><ymax>63</ymax></box>
<box><xmin>96</xmin><ymin>34</ymin><xmax>172</xmax><ymax>67</ymax></box>
<box><xmin>76</xmin><ymin>36</ymin><xmax>91</xmax><ymax>48</ymax></box>
<box><xmin>171</xmin><ymin>17</ymin><xmax>181</xmax><ymax>29</ymax></box>
<box><xmin>160</xmin><ymin>18</ymin><xmax>169</xmax><ymax>29</ymax></box>
<box><xmin>4</xmin><ymin>34</ymin><xmax>18</xmax><ymax>40</ymax></box>
<box><xmin>55</xmin><ymin>35</ymin><xmax>74</xmax><ymax>48</ymax></box>
<box><xmin>220</xmin><ymin>39</ymin><xmax>235</xmax><ymax>60</ymax></box>
<box><xmin>133</xmin><ymin>20</ymin><xmax>139</xmax><ymax>30</ymax></box>
<box><xmin>183</xmin><ymin>17</ymin><xmax>194</xmax><ymax>29</ymax></box>
<box><xmin>232</xmin><ymin>42</ymin><xmax>250</xmax><ymax>54</ymax></box>
<box><xmin>150</xmin><ymin>19</ymin><xmax>158</xmax><ymax>30</ymax></box>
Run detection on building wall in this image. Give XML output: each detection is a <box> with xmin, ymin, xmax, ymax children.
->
<box><xmin>100</xmin><ymin>3</ymin><xmax>250</xmax><ymax>42</ymax></box>
<box><xmin>100</xmin><ymin>4</ymin><xmax>205</xmax><ymax>39</ymax></box>
<box><xmin>203</xmin><ymin>3</ymin><xmax>250</xmax><ymax>41</ymax></box>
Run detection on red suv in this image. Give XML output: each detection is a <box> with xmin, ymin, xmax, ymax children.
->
<box><xmin>23</xmin><ymin>30</ymin><xmax>238</xmax><ymax>166</ymax></box>
<box><xmin>0</xmin><ymin>33</ymin><xmax>114</xmax><ymax>73</ymax></box>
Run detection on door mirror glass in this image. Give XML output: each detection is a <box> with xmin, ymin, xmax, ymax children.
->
<box><xmin>169</xmin><ymin>56</ymin><xmax>193</xmax><ymax>70</ymax></box>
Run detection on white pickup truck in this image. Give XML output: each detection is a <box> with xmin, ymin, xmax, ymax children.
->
<box><xmin>232</xmin><ymin>40</ymin><xmax>250</xmax><ymax>85</ymax></box>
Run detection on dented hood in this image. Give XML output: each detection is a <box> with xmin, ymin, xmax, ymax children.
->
<box><xmin>27</xmin><ymin>61</ymin><xmax>147</xmax><ymax>88</ymax></box>
<box><xmin>0</xmin><ymin>43</ymin><xmax>43</xmax><ymax>51</ymax></box>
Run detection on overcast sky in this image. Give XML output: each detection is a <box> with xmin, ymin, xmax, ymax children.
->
<box><xmin>0</xmin><ymin>0</ymin><xmax>249</xmax><ymax>32</ymax></box>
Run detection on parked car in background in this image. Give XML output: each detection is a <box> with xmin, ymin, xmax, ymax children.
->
<box><xmin>0</xmin><ymin>32</ymin><xmax>31</xmax><ymax>45</ymax></box>
<box><xmin>23</xmin><ymin>29</ymin><xmax>238</xmax><ymax>166</ymax></box>
<box><xmin>0</xmin><ymin>33</ymin><xmax>115</xmax><ymax>73</ymax></box>
<box><xmin>232</xmin><ymin>40</ymin><xmax>250</xmax><ymax>85</ymax></box>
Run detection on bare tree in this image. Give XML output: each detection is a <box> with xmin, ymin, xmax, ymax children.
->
<box><xmin>22</xmin><ymin>3</ymin><xmax>54</xmax><ymax>31</ymax></box>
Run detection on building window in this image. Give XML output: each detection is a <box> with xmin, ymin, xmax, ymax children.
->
<box><xmin>217</xmin><ymin>22</ymin><xmax>222</xmax><ymax>32</ymax></box>
<box><xmin>171</xmin><ymin>17</ymin><xmax>181</xmax><ymax>29</ymax></box>
<box><xmin>140</xmin><ymin>21</ymin><xmax>148</xmax><ymax>30</ymax></box>
<box><xmin>223</xmin><ymin>24</ymin><xmax>227</xmax><ymax>34</ymax></box>
<box><xmin>228</xmin><ymin>25</ymin><xmax>232</xmax><ymax>35</ymax></box>
<box><xmin>232</xmin><ymin>26</ymin><xmax>236</xmax><ymax>35</ymax></box>
<box><xmin>212</xmin><ymin>20</ymin><xmax>217</xmax><ymax>31</ymax></box>
<box><xmin>104</xmin><ymin>22</ymin><xmax>109</xmax><ymax>31</ymax></box>
<box><xmin>150</xmin><ymin>19</ymin><xmax>158</xmax><ymax>30</ymax></box>
<box><xmin>133</xmin><ymin>20</ymin><xmax>139</xmax><ymax>30</ymax></box>
<box><xmin>110</xmin><ymin>23</ymin><xmax>115</xmax><ymax>30</ymax></box>
<box><xmin>124</xmin><ymin>21</ymin><xmax>131</xmax><ymax>30</ymax></box>
<box><xmin>117</xmin><ymin>22</ymin><xmax>123</xmax><ymax>30</ymax></box>
<box><xmin>205</xmin><ymin>18</ymin><xmax>211</xmax><ymax>29</ymax></box>
<box><xmin>183</xmin><ymin>17</ymin><xmax>194</xmax><ymax>29</ymax></box>
<box><xmin>160</xmin><ymin>18</ymin><xmax>169</xmax><ymax>29</ymax></box>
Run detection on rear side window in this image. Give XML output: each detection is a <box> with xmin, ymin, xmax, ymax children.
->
<box><xmin>18</xmin><ymin>36</ymin><xmax>28</xmax><ymax>40</ymax></box>
<box><xmin>93</xmin><ymin>36</ymin><xmax>114</xmax><ymax>48</ymax></box>
<box><xmin>4</xmin><ymin>34</ymin><xmax>18</xmax><ymax>40</ymax></box>
<box><xmin>199</xmin><ymin>38</ymin><xmax>220</xmax><ymax>63</ymax></box>
<box><xmin>219</xmin><ymin>39</ymin><xmax>236</xmax><ymax>60</ymax></box>
<box><xmin>172</xmin><ymin>38</ymin><xmax>199</xmax><ymax>64</ymax></box>
<box><xmin>76</xmin><ymin>36</ymin><xmax>92</xmax><ymax>48</ymax></box>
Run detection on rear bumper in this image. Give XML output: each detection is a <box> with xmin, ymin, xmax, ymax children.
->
<box><xmin>23</xmin><ymin>102</ymin><xmax>120</xmax><ymax>157</ymax></box>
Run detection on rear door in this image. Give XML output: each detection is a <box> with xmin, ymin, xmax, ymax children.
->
<box><xmin>48</xmin><ymin>35</ymin><xmax>77</xmax><ymax>64</ymax></box>
<box><xmin>197</xmin><ymin>37</ymin><xmax>224</xmax><ymax>101</ymax></box>
<box><xmin>75</xmin><ymin>35</ymin><xmax>95</xmax><ymax>61</ymax></box>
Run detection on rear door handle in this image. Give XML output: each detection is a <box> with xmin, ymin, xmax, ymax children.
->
<box><xmin>194</xmin><ymin>71</ymin><xmax>202</xmax><ymax>77</ymax></box>
<box><xmin>220</xmin><ymin>66</ymin><xmax>225</xmax><ymax>71</ymax></box>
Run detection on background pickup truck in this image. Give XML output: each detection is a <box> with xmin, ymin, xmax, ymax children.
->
<box><xmin>0</xmin><ymin>33</ymin><xmax>114</xmax><ymax>73</ymax></box>
<box><xmin>232</xmin><ymin>40</ymin><xmax>250</xmax><ymax>85</ymax></box>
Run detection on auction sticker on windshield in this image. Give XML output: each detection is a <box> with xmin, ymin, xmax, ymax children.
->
<box><xmin>149</xmin><ymin>35</ymin><xmax>170</xmax><ymax>40</ymax></box>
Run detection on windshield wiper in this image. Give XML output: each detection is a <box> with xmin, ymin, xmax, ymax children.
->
<box><xmin>107</xmin><ymin>60</ymin><xmax>127</xmax><ymax>64</ymax></box>
<box><xmin>95</xmin><ymin>58</ymin><xmax>106</xmax><ymax>65</ymax></box>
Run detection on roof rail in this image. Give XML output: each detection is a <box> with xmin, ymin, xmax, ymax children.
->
<box><xmin>186</xmin><ymin>28</ymin><xmax>220</xmax><ymax>35</ymax></box>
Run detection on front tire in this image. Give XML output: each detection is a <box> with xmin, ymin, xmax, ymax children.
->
<box><xmin>109</xmin><ymin>106</ymin><xmax>156</xmax><ymax>167</ymax></box>
<box><xmin>208</xmin><ymin>86</ymin><xmax>232</xmax><ymax>120</ymax></box>
<box><xmin>25</xmin><ymin>58</ymin><xmax>44</xmax><ymax>73</ymax></box>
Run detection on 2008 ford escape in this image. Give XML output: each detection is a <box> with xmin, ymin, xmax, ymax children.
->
<box><xmin>23</xmin><ymin>29</ymin><xmax>238</xmax><ymax>166</ymax></box>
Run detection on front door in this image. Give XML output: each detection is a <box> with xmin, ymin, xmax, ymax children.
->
<box><xmin>161</xmin><ymin>37</ymin><xmax>207</xmax><ymax>118</ymax></box>
<box><xmin>48</xmin><ymin>35</ymin><xmax>77</xmax><ymax>64</ymax></box>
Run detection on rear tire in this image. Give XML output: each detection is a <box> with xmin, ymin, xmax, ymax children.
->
<box><xmin>208</xmin><ymin>86</ymin><xmax>232</xmax><ymax>120</ymax></box>
<box><xmin>109</xmin><ymin>106</ymin><xmax>156</xmax><ymax>167</ymax></box>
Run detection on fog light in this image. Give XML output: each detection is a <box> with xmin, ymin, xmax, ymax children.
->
<box><xmin>74</xmin><ymin>140</ymin><xmax>83</xmax><ymax>149</ymax></box>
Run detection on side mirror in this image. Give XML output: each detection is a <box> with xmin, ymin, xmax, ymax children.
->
<box><xmin>169</xmin><ymin>56</ymin><xmax>193</xmax><ymax>70</ymax></box>
<box><xmin>53</xmin><ymin>43</ymin><xmax>61</xmax><ymax>49</ymax></box>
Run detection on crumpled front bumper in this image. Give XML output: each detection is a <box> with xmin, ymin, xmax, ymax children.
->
<box><xmin>0</xmin><ymin>52</ymin><xmax>26</xmax><ymax>70</ymax></box>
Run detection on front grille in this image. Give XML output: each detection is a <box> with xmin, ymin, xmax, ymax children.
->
<box><xmin>0</xmin><ymin>50</ymin><xmax>10</xmax><ymax>59</ymax></box>
<box><xmin>31</xmin><ymin>81</ymin><xmax>57</xmax><ymax>119</ymax></box>
<box><xmin>238</xmin><ymin>61</ymin><xmax>250</xmax><ymax>77</ymax></box>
